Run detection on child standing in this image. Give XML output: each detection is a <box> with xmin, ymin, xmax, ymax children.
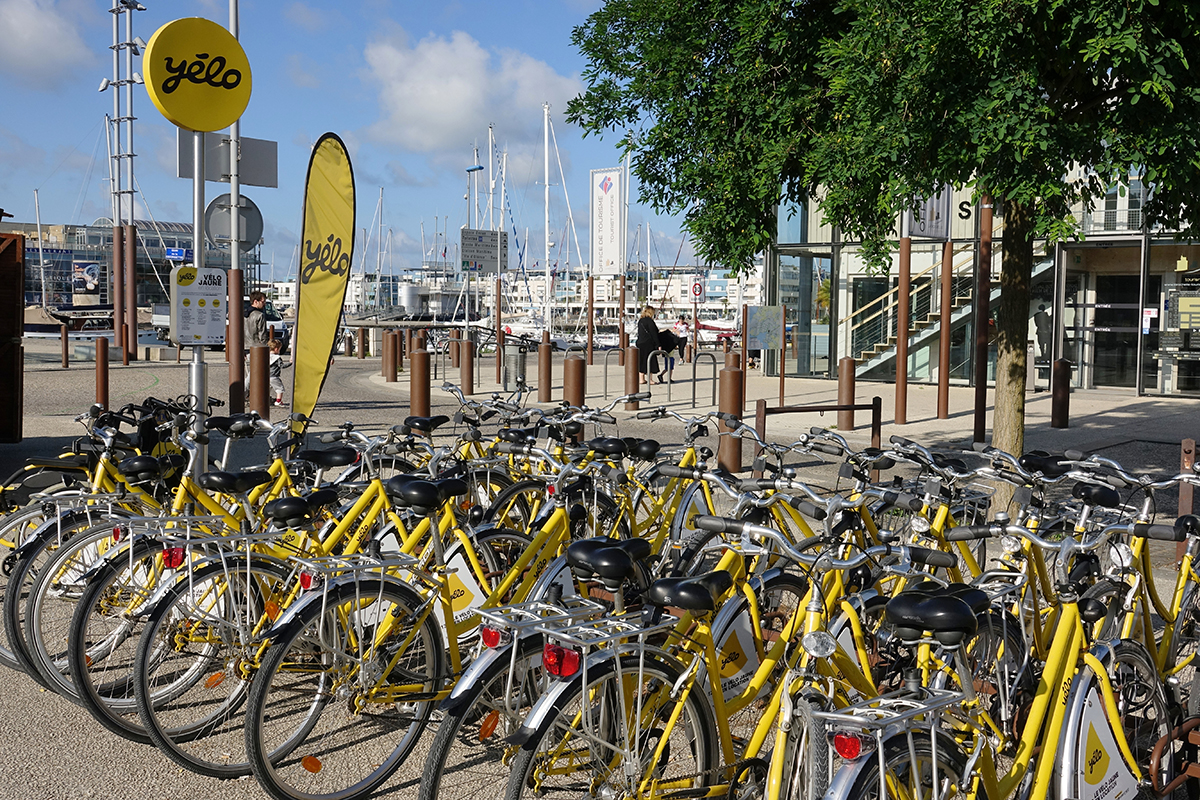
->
<box><xmin>268</xmin><ymin>339</ymin><xmax>287</xmax><ymax>407</ymax></box>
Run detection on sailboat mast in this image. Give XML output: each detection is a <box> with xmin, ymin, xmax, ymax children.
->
<box><xmin>34</xmin><ymin>189</ymin><xmax>47</xmax><ymax>309</ymax></box>
<box><xmin>488</xmin><ymin>125</ymin><xmax>495</xmax><ymax>231</ymax></box>
<box><xmin>543</xmin><ymin>102</ymin><xmax>551</xmax><ymax>336</ymax></box>
<box><xmin>376</xmin><ymin>187</ymin><xmax>383</xmax><ymax>310</ymax></box>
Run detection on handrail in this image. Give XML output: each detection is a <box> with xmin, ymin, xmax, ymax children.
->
<box><xmin>692</xmin><ymin>352</ymin><xmax>718</xmax><ymax>408</ymax></box>
<box><xmin>752</xmin><ymin>396</ymin><xmax>883</xmax><ymax>478</ymax></box>
<box><xmin>602</xmin><ymin>348</ymin><xmax>622</xmax><ymax>398</ymax></box>
<box><xmin>645</xmin><ymin>348</ymin><xmax>672</xmax><ymax>402</ymax></box>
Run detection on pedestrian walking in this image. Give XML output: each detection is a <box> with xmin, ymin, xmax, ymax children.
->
<box><xmin>268</xmin><ymin>339</ymin><xmax>288</xmax><ymax>406</ymax></box>
<box><xmin>636</xmin><ymin>306</ymin><xmax>661</xmax><ymax>385</ymax></box>
<box><xmin>246</xmin><ymin>291</ymin><xmax>268</xmax><ymax>349</ymax></box>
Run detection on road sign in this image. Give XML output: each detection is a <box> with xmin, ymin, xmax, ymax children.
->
<box><xmin>176</xmin><ymin>130</ymin><xmax>279</xmax><ymax>188</ymax></box>
<box><xmin>169</xmin><ymin>265</ymin><xmax>228</xmax><ymax>346</ymax></box>
<box><xmin>460</xmin><ymin>228</ymin><xmax>508</xmax><ymax>273</ymax></box>
<box><xmin>204</xmin><ymin>193</ymin><xmax>264</xmax><ymax>252</ymax></box>
<box><xmin>165</xmin><ymin>248</ymin><xmax>194</xmax><ymax>261</ymax></box>
<box><xmin>690</xmin><ymin>275</ymin><xmax>706</xmax><ymax>303</ymax></box>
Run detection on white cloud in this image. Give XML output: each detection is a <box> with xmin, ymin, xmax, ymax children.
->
<box><xmin>0</xmin><ymin>127</ymin><xmax>45</xmax><ymax>176</ymax></box>
<box><xmin>285</xmin><ymin>2</ymin><xmax>327</xmax><ymax>32</ymax></box>
<box><xmin>0</xmin><ymin>0</ymin><xmax>97</xmax><ymax>90</ymax></box>
<box><xmin>364</xmin><ymin>27</ymin><xmax>581</xmax><ymax>155</ymax></box>
<box><xmin>286</xmin><ymin>54</ymin><xmax>320</xmax><ymax>89</ymax></box>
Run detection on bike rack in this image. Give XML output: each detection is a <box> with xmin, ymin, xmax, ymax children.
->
<box><xmin>433</xmin><ymin>341</ymin><xmax>450</xmax><ymax>382</ymax></box>
<box><xmin>646</xmin><ymin>348</ymin><xmax>672</xmax><ymax>402</ymax></box>
<box><xmin>692</xmin><ymin>352</ymin><xmax>718</xmax><ymax>408</ymax></box>
<box><xmin>602</xmin><ymin>348</ymin><xmax>622</xmax><ymax>398</ymax></box>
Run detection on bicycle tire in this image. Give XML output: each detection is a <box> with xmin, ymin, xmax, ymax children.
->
<box><xmin>840</xmin><ymin>729</ymin><xmax>975</xmax><ymax>800</ymax></box>
<box><xmin>418</xmin><ymin>635</ymin><xmax>546</xmax><ymax>800</ymax></box>
<box><xmin>24</xmin><ymin>520</ymin><xmax>146</xmax><ymax>701</ymax></box>
<box><xmin>505</xmin><ymin>654</ymin><xmax>718</xmax><ymax>800</ymax></box>
<box><xmin>244</xmin><ymin>577</ymin><xmax>446</xmax><ymax>800</ymax></box>
<box><xmin>133</xmin><ymin>557</ymin><xmax>294</xmax><ymax>778</ymax></box>
<box><xmin>63</xmin><ymin>537</ymin><xmax>169</xmax><ymax>741</ymax></box>
<box><xmin>777</xmin><ymin>695</ymin><xmax>829</xmax><ymax>800</ymax></box>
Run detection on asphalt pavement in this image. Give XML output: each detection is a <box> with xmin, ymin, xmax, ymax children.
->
<box><xmin>1</xmin><ymin>338</ymin><xmax>1199</xmax><ymax>799</ymax></box>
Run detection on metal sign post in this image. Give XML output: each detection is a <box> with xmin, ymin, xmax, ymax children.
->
<box><xmin>192</xmin><ymin>131</ymin><xmax>208</xmax><ymax>473</ymax></box>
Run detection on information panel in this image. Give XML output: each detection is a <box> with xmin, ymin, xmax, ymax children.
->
<box><xmin>169</xmin><ymin>265</ymin><xmax>227</xmax><ymax>346</ymax></box>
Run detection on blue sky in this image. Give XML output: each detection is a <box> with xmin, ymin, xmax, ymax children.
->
<box><xmin>0</xmin><ymin>0</ymin><xmax>695</xmax><ymax>281</ymax></box>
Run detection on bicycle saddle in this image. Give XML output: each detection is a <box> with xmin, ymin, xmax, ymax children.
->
<box><xmin>403</xmin><ymin>415</ymin><xmax>450</xmax><ymax>434</ymax></box>
<box><xmin>264</xmin><ymin>488</ymin><xmax>339</xmax><ymax>528</ymax></box>
<box><xmin>1019</xmin><ymin>451</ymin><xmax>1071</xmax><ymax>478</ymax></box>
<box><xmin>567</xmin><ymin>538</ymin><xmax>652</xmax><ymax>587</ymax></box>
<box><xmin>904</xmin><ymin>581</ymin><xmax>990</xmax><ymax>614</ymax></box>
<box><xmin>885</xmin><ymin>591</ymin><xmax>977</xmax><ymax>645</ymax></box>
<box><xmin>547</xmin><ymin>421</ymin><xmax>583</xmax><ymax>442</ymax></box>
<box><xmin>393</xmin><ymin>478</ymin><xmax>469</xmax><ymax>511</ymax></box>
<box><xmin>205</xmin><ymin>414</ymin><xmax>257</xmax><ymax>437</ymax></box>
<box><xmin>197</xmin><ymin>470</ymin><xmax>273</xmax><ymax>494</ymax></box>
<box><xmin>1072</xmin><ymin>482</ymin><xmax>1120</xmax><ymax>509</ymax></box>
<box><xmin>499</xmin><ymin>427</ymin><xmax>539</xmax><ymax>444</ymax></box>
<box><xmin>587</xmin><ymin>438</ymin><xmax>627</xmax><ymax>456</ymax></box>
<box><xmin>118</xmin><ymin>455</ymin><xmax>164</xmax><ymax>485</ymax></box>
<box><xmin>932</xmin><ymin>453</ymin><xmax>967</xmax><ymax>472</ymax></box>
<box><xmin>622</xmin><ymin>438</ymin><xmax>661</xmax><ymax>461</ymax></box>
<box><xmin>294</xmin><ymin>447</ymin><xmax>357</xmax><ymax>468</ymax></box>
<box><xmin>646</xmin><ymin>571</ymin><xmax>734</xmax><ymax>613</ymax></box>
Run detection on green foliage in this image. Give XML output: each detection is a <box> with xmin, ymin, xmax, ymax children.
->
<box><xmin>569</xmin><ymin>0</ymin><xmax>1200</xmax><ymax>274</ymax></box>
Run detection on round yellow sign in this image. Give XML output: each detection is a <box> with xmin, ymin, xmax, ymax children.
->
<box><xmin>143</xmin><ymin>17</ymin><xmax>252</xmax><ymax>132</ymax></box>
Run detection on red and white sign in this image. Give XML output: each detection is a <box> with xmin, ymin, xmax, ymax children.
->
<box><xmin>690</xmin><ymin>276</ymin><xmax>706</xmax><ymax>302</ymax></box>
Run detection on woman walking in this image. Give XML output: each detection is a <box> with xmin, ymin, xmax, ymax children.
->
<box><xmin>636</xmin><ymin>305</ymin><xmax>661</xmax><ymax>385</ymax></box>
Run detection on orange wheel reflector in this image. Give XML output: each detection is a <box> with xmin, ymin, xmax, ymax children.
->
<box><xmin>84</xmin><ymin>655</ymin><xmax>92</xmax><ymax>668</ymax></box>
<box><xmin>301</xmin><ymin>756</ymin><xmax>322</xmax><ymax>773</ymax></box>
<box><xmin>265</xmin><ymin>601</ymin><xmax>280</xmax><ymax>620</ymax></box>
<box><xmin>205</xmin><ymin>672</ymin><xmax>226</xmax><ymax>689</ymax></box>
<box><xmin>479</xmin><ymin>709</ymin><xmax>500</xmax><ymax>741</ymax></box>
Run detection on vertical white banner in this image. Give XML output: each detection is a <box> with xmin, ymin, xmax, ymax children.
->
<box><xmin>590</xmin><ymin>167</ymin><xmax>625</xmax><ymax>275</ymax></box>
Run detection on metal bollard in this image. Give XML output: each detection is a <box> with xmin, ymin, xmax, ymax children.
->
<box><xmin>618</xmin><ymin>330</ymin><xmax>627</xmax><ymax>366</ymax></box>
<box><xmin>450</xmin><ymin>329</ymin><xmax>460</xmax><ymax>368</ymax></box>
<box><xmin>538</xmin><ymin>331</ymin><xmax>552</xmax><ymax>403</ymax></box>
<box><xmin>122</xmin><ymin>324</ymin><xmax>131</xmax><ymax>365</ymax></box>
<box><xmin>405</xmin><ymin>328</ymin><xmax>413</xmax><ymax>361</ymax></box>
<box><xmin>382</xmin><ymin>331</ymin><xmax>397</xmax><ymax>382</ymax></box>
<box><xmin>461</xmin><ymin>337</ymin><xmax>475</xmax><ymax>396</ymax></box>
<box><xmin>718</xmin><ymin>354</ymin><xmax>744</xmax><ymax>473</ymax></box>
<box><xmin>410</xmin><ymin>347</ymin><xmax>430</xmax><ymax>417</ymax></box>
<box><xmin>344</xmin><ymin>333</ymin><xmax>352</xmax><ymax>357</ymax></box>
<box><xmin>60</xmin><ymin>325</ymin><xmax>69</xmax><ymax>369</ymax></box>
<box><xmin>357</xmin><ymin>327</ymin><xmax>366</xmax><ymax>359</ymax></box>
<box><xmin>248</xmin><ymin>345</ymin><xmax>270</xmax><ymax>420</ymax></box>
<box><xmin>564</xmin><ymin>354</ymin><xmax>586</xmax><ymax>408</ymax></box>
<box><xmin>624</xmin><ymin>345</ymin><xmax>640</xmax><ymax>410</ymax></box>
<box><xmin>837</xmin><ymin>357</ymin><xmax>856</xmax><ymax>431</ymax></box>
<box><xmin>1051</xmin><ymin>358</ymin><xmax>1070</xmax><ymax>428</ymax></box>
<box><xmin>95</xmin><ymin>337</ymin><xmax>109</xmax><ymax>408</ymax></box>
<box><xmin>416</xmin><ymin>330</ymin><xmax>427</xmax><ymax>352</ymax></box>
<box><xmin>495</xmin><ymin>329</ymin><xmax>505</xmax><ymax>385</ymax></box>
<box><xmin>685</xmin><ymin>344</ymin><xmax>693</xmax><ymax>363</ymax></box>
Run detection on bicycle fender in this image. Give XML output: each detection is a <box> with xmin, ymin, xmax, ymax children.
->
<box><xmin>508</xmin><ymin>648</ymin><xmax>687</xmax><ymax>748</ymax></box>
<box><xmin>440</xmin><ymin>633</ymin><xmax>544</xmax><ymax>715</ymax></box>
<box><xmin>12</xmin><ymin>507</ymin><xmax>128</xmax><ymax>560</ymax></box>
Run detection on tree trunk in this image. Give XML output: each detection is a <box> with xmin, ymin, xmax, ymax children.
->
<box><xmin>992</xmin><ymin>198</ymin><xmax>1035</xmax><ymax>481</ymax></box>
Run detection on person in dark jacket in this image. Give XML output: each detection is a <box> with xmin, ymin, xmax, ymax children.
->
<box><xmin>657</xmin><ymin>328</ymin><xmax>678</xmax><ymax>383</ymax></box>
<box><xmin>635</xmin><ymin>306</ymin><xmax>661</xmax><ymax>385</ymax></box>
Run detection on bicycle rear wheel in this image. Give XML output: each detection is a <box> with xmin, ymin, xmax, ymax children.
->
<box><xmin>134</xmin><ymin>557</ymin><xmax>293</xmax><ymax>778</ymax></box>
<box><xmin>245</xmin><ymin>578</ymin><xmax>446</xmax><ymax>800</ymax></box>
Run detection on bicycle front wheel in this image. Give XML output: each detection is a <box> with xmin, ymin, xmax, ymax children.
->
<box><xmin>505</xmin><ymin>655</ymin><xmax>718</xmax><ymax>800</ymax></box>
<box><xmin>245</xmin><ymin>578</ymin><xmax>446</xmax><ymax>800</ymax></box>
<box><xmin>842</xmin><ymin>730</ymin><xmax>975</xmax><ymax>800</ymax></box>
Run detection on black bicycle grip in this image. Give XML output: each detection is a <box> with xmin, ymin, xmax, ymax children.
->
<box><xmin>631</xmin><ymin>391</ymin><xmax>651</xmax><ymax>401</ymax></box>
<box><xmin>945</xmin><ymin>525</ymin><xmax>999</xmax><ymax>541</ymax></box>
<box><xmin>319</xmin><ymin>432</ymin><xmax>342</xmax><ymax>443</ymax></box>
<box><xmin>693</xmin><ymin>515</ymin><xmax>744</xmax><ymax>535</ymax></box>
<box><xmin>495</xmin><ymin>441</ymin><xmax>532</xmax><ymax>456</ymax></box>
<box><xmin>906</xmin><ymin>547</ymin><xmax>957</xmax><ymax>568</ymax></box>
<box><xmin>603</xmin><ymin>465</ymin><xmax>628</xmax><ymax>484</ymax></box>
<box><xmin>717</xmin><ymin>412</ymin><xmax>740</xmax><ymax>423</ymax></box>
<box><xmin>595</xmin><ymin>413</ymin><xmax>617</xmax><ymax>425</ymax></box>
<box><xmin>889</xmin><ymin>435</ymin><xmax>915</xmax><ymax>447</ymax></box>
<box><xmin>463</xmin><ymin>428</ymin><xmax>482</xmax><ymax>443</ymax></box>
<box><xmin>787</xmin><ymin>496</ymin><xmax>828</xmax><ymax>521</ymax></box>
<box><xmin>811</xmin><ymin>442</ymin><xmax>843</xmax><ymax>456</ymax></box>
<box><xmin>810</xmin><ymin>426</ymin><xmax>827</xmax><ymax>436</ymax></box>
<box><xmin>636</xmin><ymin>407</ymin><xmax>664</xmax><ymax>419</ymax></box>
<box><xmin>738</xmin><ymin>477</ymin><xmax>777</xmax><ymax>492</ymax></box>
<box><xmin>1133</xmin><ymin>521</ymin><xmax>1186</xmax><ymax>542</ymax></box>
<box><xmin>881</xmin><ymin>490</ymin><xmax>924</xmax><ymax>512</ymax></box>
<box><xmin>658</xmin><ymin>464</ymin><xmax>701</xmax><ymax>480</ymax></box>
<box><xmin>1064</xmin><ymin>449</ymin><xmax>1085</xmax><ymax>462</ymax></box>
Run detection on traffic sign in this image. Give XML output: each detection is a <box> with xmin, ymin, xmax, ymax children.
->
<box><xmin>205</xmin><ymin>193</ymin><xmax>264</xmax><ymax>252</ymax></box>
<box><xmin>690</xmin><ymin>275</ymin><xmax>706</xmax><ymax>303</ymax></box>
<box><xmin>165</xmin><ymin>247</ymin><xmax>194</xmax><ymax>261</ymax></box>
<box><xmin>460</xmin><ymin>228</ymin><xmax>508</xmax><ymax>273</ymax></box>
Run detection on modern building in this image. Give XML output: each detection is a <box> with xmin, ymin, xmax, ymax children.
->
<box><xmin>0</xmin><ymin>217</ymin><xmax>267</xmax><ymax>310</ymax></box>
<box><xmin>768</xmin><ymin>176</ymin><xmax>1200</xmax><ymax>395</ymax></box>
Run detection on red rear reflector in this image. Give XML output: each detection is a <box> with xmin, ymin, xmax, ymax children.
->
<box><xmin>299</xmin><ymin>571</ymin><xmax>322</xmax><ymax>591</ymax></box>
<box><xmin>543</xmin><ymin>643</ymin><xmax>581</xmax><ymax>677</ymax></box>
<box><xmin>480</xmin><ymin>625</ymin><xmax>509</xmax><ymax>649</ymax></box>
<box><xmin>833</xmin><ymin>732</ymin><xmax>864</xmax><ymax>760</ymax></box>
<box><xmin>112</xmin><ymin>526</ymin><xmax>123</xmax><ymax>542</ymax></box>
<box><xmin>162</xmin><ymin>547</ymin><xmax>185</xmax><ymax>569</ymax></box>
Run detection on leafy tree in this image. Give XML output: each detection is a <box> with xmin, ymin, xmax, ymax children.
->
<box><xmin>570</xmin><ymin>0</ymin><xmax>1200</xmax><ymax>456</ymax></box>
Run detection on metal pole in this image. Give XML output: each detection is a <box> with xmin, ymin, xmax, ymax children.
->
<box><xmin>228</xmin><ymin>0</ymin><xmax>243</xmax><ymax>408</ymax></box>
<box><xmin>618</xmin><ymin>276</ymin><xmax>627</xmax><ymax>365</ymax></box>
<box><xmin>587</xmin><ymin>275</ymin><xmax>595</xmax><ymax>365</ymax></box>
<box><xmin>937</xmin><ymin>239</ymin><xmax>953</xmax><ymax>419</ymax></box>
<box><xmin>190</xmin><ymin>131</ymin><xmax>208</xmax><ymax>472</ymax></box>
<box><xmin>95</xmin><ymin>337</ymin><xmax>109</xmax><ymax>408</ymax></box>
<box><xmin>972</xmin><ymin>196</ymin><xmax>993</xmax><ymax>444</ymax></box>
<box><xmin>896</xmin><ymin>225</ymin><xmax>910</xmax><ymax>424</ymax></box>
<box><xmin>228</xmin><ymin>267</ymin><xmax>244</xmax><ymax>412</ymax></box>
<box><xmin>124</xmin><ymin>222</ymin><xmax>137</xmax><ymax>360</ymax></box>
<box><xmin>60</xmin><ymin>325</ymin><xmax>69</xmax><ymax>369</ymax></box>
<box><xmin>1136</xmin><ymin>224</ymin><xmax>1150</xmax><ymax>395</ymax></box>
<box><xmin>741</xmin><ymin>304</ymin><xmax>748</xmax><ymax>413</ymax></box>
<box><xmin>112</xmin><ymin>225</ymin><xmax>124</xmax><ymax>350</ymax></box>
<box><xmin>778</xmin><ymin>303</ymin><xmax>786</xmax><ymax>406</ymax></box>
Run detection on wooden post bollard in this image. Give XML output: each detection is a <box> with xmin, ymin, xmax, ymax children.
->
<box><xmin>95</xmin><ymin>337</ymin><xmax>109</xmax><ymax>408</ymax></box>
<box><xmin>495</xmin><ymin>328</ymin><xmax>505</xmax><ymax>385</ymax></box>
<box><xmin>837</xmin><ymin>357</ymin><xmax>856</xmax><ymax>432</ymax></box>
<box><xmin>564</xmin><ymin>354</ymin><xmax>586</xmax><ymax>408</ymax></box>
<box><xmin>538</xmin><ymin>331</ymin><xmax>552</xmax><ymax>403</ymax></box>
<box><xmin>461</xmin><ymin>337</ymin><xmax>475</xmax><ymax>396</ymax></box>
<box><xmin>382</xmin><ymin>331</ymin><xmax>397</xmax><ymax>382</ymax></box>
<box><xmin>248</xmin><ymin>345</ymin><xmax>270</xmax><ymax>420</ymax></box>
<box><xmin>450</xmin><ymin>329</ymin><xmax>461</xmax><ymax>368</ymax></box>
<box><xmin>60</xmin><ymin>325</ymin><xmax>69</xmax><ymax>369</ymax></box>
<box><xmin>618</xmin><ymin>329</ymin><xmax>627</xmax><ymax>366</ymax></box>
<box><xmin>718</xmin><ymin>353</ymin><xmax>744</xmax><ymax>473</ymax></box>
<box><xmin>228</xmin><ymin>267</ymin><xmax>244</xmax><ymax>413</ymax></box>
<box><xmin>624</xmin><ymin>345</ymin><xmax>640</xmax><ymax>410</ymax></box>
<box><xmin>1051</xmin><ymin>359</ymin><xmax>1070</xmax><ymax>429</ymax></box>
<box><xmin>410</xmin><ymin>347</ymin><xmax>430</xmax><ymax>417</ymax></box>
<box><xmin>1181</xmin><ymin>438</ymin><xmax>1196</xmax><ymax>558</ymax></box>
<box><xmin>752</xmin><ymin>398</ymin><xmax>767</xmax><ymax>478</ymax></box>
<box><xmin>122</xmin><ymin>324</ymin><xmax>131</xmax><ymax>365</ymax></box>
<box><xmin>344</xmin><ymin>332</ymin><xmax>353</xmax><ymax>357</ymax></box>
<box><xmin>357</xmin><ymin>327</ymin><xmax>366</xmax><ymax>359</ymax></box>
